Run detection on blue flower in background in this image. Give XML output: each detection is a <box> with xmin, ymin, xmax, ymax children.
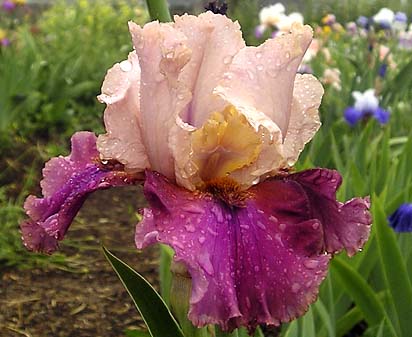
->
<box><xmin>357</xmin><ymin>16</ymin><xmax>369</xmax><ymax>29</ymax></box>
<box><xmin>388</xmin><ymin>204</ymin><xmax>412</xmax><ymax>232</ymax></box>
<box><xmin>344</xmin><ymin>89</ymin><xmax>390</xmax><ymax>126</ymax></box>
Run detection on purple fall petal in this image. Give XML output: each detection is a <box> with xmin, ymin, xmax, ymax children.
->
<box><xmin>136</xmin><ymin>171</ymin><xmax>330</xmax><ymax>331</ymax></box>
<box><xmin>21</xmin><ymin>131</ymin><xmax>141</xmax><ymax>254</ymax></box>
<box><xmin>290</xmin><ymin>169</ymin><xmax>371</xmax><ymax>256</ymax></box>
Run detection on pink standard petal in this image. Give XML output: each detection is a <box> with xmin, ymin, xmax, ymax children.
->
<box><xmin>283</xmin><ymin>74</ymin><xmax>323</xmax><ymax>167</ymax></box>
<box><xmin>290</xmin><ymin>169</ymin><xmax>372</xmax><ymax>256</ymax></box>
<box><xmin>215</xmin><ymin>24</ymin><xmax>313</xmax><ymax>137</ymax></box>
<box><xmin>97</xmin><ymin>51</ymin><xmax>149</xmax><ymax>172</ymax></box>
<box><xmin>135</xmin><ymin>171</ymin><xmax>330</xmax><ymax>331</ymax></box>
<box><xmin>128</xmin><ymin>21</ymin><xmax>192</xmax><ymax>180</ymax></box>
<box><xmin>21</xmin><ymin>132</ymin><xmax>140</xmax><ymax>253</ymax></box>
<box><xmin>174</xmin><ymin>12</ymin><xmax>245</xmax><ymax>127</ymax></box>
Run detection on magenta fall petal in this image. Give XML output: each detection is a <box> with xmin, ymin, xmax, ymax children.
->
<box><xmin>135</xmin><ymin>171</ymin><xmax>333</xmax><ymax>331</ymax></box>
<box><xmin>21</xmin><ymin>131</ymin><xmax>140</xmax><ymax>254</ymax></box>
<box><xmin>290</xmin><ymin>169</ymin><xmax>371</xmax><ymax>256</ymax></box>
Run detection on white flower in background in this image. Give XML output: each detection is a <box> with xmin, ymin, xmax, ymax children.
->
<box><xmin>257</xmin><ymin>3</ymin><xmax>304</xmax><ymax>37</ymax></box>
<box><xmin>277</xmin><ymin>12</ymin><xmax>304</xmax><ymax>32</ymax></box>
<box><xmin>321</xmin><ymin>68</ymin><xmax>341</xmax><ymax>91</ymax></box>
<box><xmin>259</xmin><ymin>3</ymin><xmax>285</xmax><ymax>27</ymax></box>
<box><xmin>373</xmin><ymin>8</ymin><xmax>395</xmax><ymax>28</ymax></box>
<box><xmin>353</xmin><ymin>89</ymin><xmax>379</xmax><ymax>112</ymax></box>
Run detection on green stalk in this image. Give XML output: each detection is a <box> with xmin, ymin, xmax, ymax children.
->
<box><xmin>215</xmin><ymin>326</ymin><xmax>239</xmax><ymax>337</ymax></box>
<box><xmin>145</xmin><ymin>0</ymin><xmax>172</xmax><ymax>22</ymax></box>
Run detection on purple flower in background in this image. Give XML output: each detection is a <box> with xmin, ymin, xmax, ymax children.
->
<box><xmin>21</xmin><ymin>12</ymin><xmax>372</xmax><ymax>332</ymax></box>
<box><xmin>254</xmin><ymin>24</ymin><xmax>266</xmax><ymax>39</ymax></box>
<box><xmin>378</xmin><ymin>63</ymin><xmax>387</xmax><ymax>78</ymax></box>
<box><xmin>344</xmin><ymin>89</ymin><xmax>389</xmax><ymax>126</ymax></box>
<box><xmin>2</xmin><ymin>0</ymin><xmax>16</xmax><ymax>11</ymax></box>
<box><xmin>1</xmin><ymin>38</ymin><xmax>10</xmax><ymax>46</ymax></box>
<box><xmin>388</xmin><ymin>204</ymin><xmax>412</xmax><ymax>232</ymax></box>
<box><xmin>357</xmin><ymin>16</ymin><xmax>369</xmax><ymax>29</ymax></box>
<box><xmin>394</xmin><ymin>11</ymin><xmax>408</xmax><ymax>24</ymax></box>
<box><xmin>346</xmin><ymin>22</ymin><xmax>357</xmax><ymax>35</ymax></box>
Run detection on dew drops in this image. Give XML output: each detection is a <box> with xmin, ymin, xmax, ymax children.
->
<box><xmin>304</xmin><ymin>259</ymin><xmax>319</xmax><ymax>269</ymax></box>
<box><xmin>279</xmin><ymin>223</ymin><xmax>286</xmax><ymax>231</ymax></box>
<box><xmin>185</xmin><ymin>224</ymin><xmax>196</xmax><ymax>233</ymax></box>
<box><xmin>257</xmin><ymin>64</ymin><xmax>264</xmax><ymax>71</ymax></box>
<box><xmin>285</xmin><ymin>51</ymin><xmax>290</xmax><ymax>59</ymax></box>
<box><xmin>291</xmin><ymin>283</ymin><xmax>301</xmax><ymax>293</ymax></box>
<box><xmin>312</xmin><ymin>222</ymin><xmax>319</xmax><ymax>230</ymax></box>
<box><xmin>255</xmin><ymin>51</ymin><xmax>262</xmax><ymax>59</ymax></box>
<box><xmin>119</xmin><ymin>60</ymin><xmax>132</xmax><ymax>72</ymax></box>
<box><xmin>198</xmin><ymin>236</ymin><xmax>206</xmax><ymax>244</ymax></box>
<box><xmin>266</xmin><ymin>67</ymin><xmax>279</xmax><ymax>78</ymax></box>
<box><xmin>223</xmin><ymin>72</ymin><xmax>233</xmax><ymax>80</ymax></box>
<box><xmin>256</xmin><ymin>221</ymin><xmax>266</xmax><ymax>230</ymax></box>
<box><xmin>223</xmin><ymin>55</ymin><xmax>232</xmax><ymax>64</ymax></box>
<box><xmin>165</xmin><ymin>51</ymin><xmax>174</xmax><ymax>59</ymax></box>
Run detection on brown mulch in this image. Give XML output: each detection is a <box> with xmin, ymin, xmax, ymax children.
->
<box><xmin>0</xmin><ymin>186</ymin><xmax>158</xmax><ymax>337</ymax></box>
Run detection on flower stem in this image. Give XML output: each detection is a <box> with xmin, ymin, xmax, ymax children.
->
<box><xmin>145</xmin><ymin>0</ymin><xmax>172</xmax><ymax>22</ymax></box>
<box><xmin>215</xmin><ymin>326</ymin><xmax>239</xmax><ymax>337</ymax></box>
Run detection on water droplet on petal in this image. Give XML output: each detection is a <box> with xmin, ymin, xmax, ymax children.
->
<box><xmin>257</xmin><ymin>64</ymin><xmax>264</xmax><ymax>71</ymax></box>
<box><xmin>223</xmin><ymin>55</ymin><xmax>232</xmax><ymax>64</ymax></box>
<box><xmin>256</xmin><ymin>52</ymin><xmax>262</xmax><ymax>59</ymax></box>
<box><xmin>291</xmin><ymin>283</ymin><xmax>300</xmax><ymax>293</ymax></box>
<box><xmin>119</xmin><ymin>60</ymin><xmax>132</xmax><ymax>72</ymax></box>
<box><xmin>285</xmin><ymin>51</ymin><xmax>290</xmax><ymax>59</ymax></box>
<box><xmin>304</xmin><ymin>259</ymin><xmax>319</xmax><ymax>269</ymax></box>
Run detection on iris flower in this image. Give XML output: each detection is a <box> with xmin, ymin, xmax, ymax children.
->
<box><xmin>21</xmin><ymin>13</ymin><xmax>371</xmax><ymax>332</ymax></box>
<box><xmin>344</xmin><ymin>89</ymin><xmax>390</xmax><ymax>126</ymax></box>
<box><xmin>388</xmin><ymin>204</ymin><xmax>412</xmax><ymax>232</ymax></box>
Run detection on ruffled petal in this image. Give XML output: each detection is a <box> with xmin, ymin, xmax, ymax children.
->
<box><xmin>128</xmin><ymin>21</ymin><xmax>192</xmax><ymax>180</ymax></box>
<box><xmin>21</xmin><ymin>132</ymin><xmax>140</xmax><ymax>253</ymax></box>
<box><xmin>97</xmin><ymin>51</ymin><xmax>149</xmax><ymax>172</ymax></box>
<box><xmin>135</xmin><ymin>171</ymin><xmax>330</xmax><ymax>331</ymax></box>
<box><xmin>170</xmin><ymin>105</ymin><xmax>284</xmax><ymax>190</ymax></box>
<box><xmin>173</xmin><ymin>12</ymin><xmax>245</xmax><ymax>127</ymax></box>
<box><xmin>215</xmin><ymin>23</ymin><xmax>313</xmax><ymax>137</ymax></box>
<box><xmin>290</xmin><ymin>169</ymin><xmax>372</xmax><ymax>256</ymax></box>
<box><xmin>282</xmin><ymin>74</ymin><xmax>323</xmax><ymax>167</ymax></box>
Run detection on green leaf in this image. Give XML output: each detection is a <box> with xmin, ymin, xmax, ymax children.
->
<box><xmin>373</xmin><ymin>197</ymin><xmax>412</xmax><ymax>337</ymax></box>
<box><xmin>102</xmin><ymin>247</ymin><xmax>185</xmax><ymax>337</ymax></box>
<box><xmin>331</xmin><ymin>257</ymin><xmax>396</xmax><ymax>336</ymax></box>
<box><xmin>145</xmin><ymin>0</ymin><xmax>172</xmax><ymax>22</ymax></box>
<box><xmin>125</xmin><ymin>329</ymin><xmax>152</xmax><ymax>337</ymax></box>
<box><xmin>283</xmin><ymin>320</ymin><xmax>298</xmax><ymax>337</ymax></box>
<box><xmin>301</xmin><ymin>308</ymin><xmax>316</xmax><ymax>337</ymax></box>
<box><xmin>314</xmin><ymin>299</ymin><xmax>335</xmax><ymax>337</ymax></box>
<box><xmin>159</xmin><ymin>244</ymin><xmax>174</xmax><ymax>306</ymax></box>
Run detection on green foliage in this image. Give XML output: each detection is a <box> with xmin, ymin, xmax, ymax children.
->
<box><xmin>2</xmin><ymin>0</ymin><xmax>412</xmax><ymax>336</ymax></box>
<box><xmin>0</xmin><ymin>0</ymin><xmax>148</xmax><ymax>143</ymax></box>
<box><xmin>102</xmin><ymin>247</ymin><xmax>185</xmax><ymax>337</ymax></box>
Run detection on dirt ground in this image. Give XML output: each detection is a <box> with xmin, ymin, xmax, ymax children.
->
<box><xmin>0</xmin><ymin>186</ymin><xmax>158</xmax><ymax>337</ymax></box>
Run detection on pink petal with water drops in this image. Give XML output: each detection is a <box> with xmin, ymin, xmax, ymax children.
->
<box><xmin>215</xmin><ymin>23</ymin><xmax>313</xmax><ymax>137</ymax></box>
<box><xmin>135</xmin><ymin>171</ymin><xmax>330</xmax><ymax>331</ymax></box>
<box><xmin>97</xmin><ymin>51</ymin><xmax>149</xmax><ymax>173</ymax></box>
<box><xmin>21</xmin><ymin>132</ymin><xmax>140</xmax><ymax>254</ymax></box>
<box><xmin>173</xmin><ymin>12</ymin><xmax>245</xmax><ymax>127</ymax></box>
<box><xmin>282</xmin><ymin>74</ymin><xmax>323</xmax><ymax>167</ymax></box>
<box><xmin>128</xmin><ymin>21</ymin><xmax>192</xmax><ymax>180</ymax></box>
<box><xmin>291</xmin><ymin>169</ymin><xmax>372</xmax><ymax>256</ymax></box>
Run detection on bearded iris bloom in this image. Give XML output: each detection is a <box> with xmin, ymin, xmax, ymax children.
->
<box><xmin>21</xmin><ymin>12</ymin><xmax>371</xmax><ymax>332</ymax></box>
<box><xmin>388</xmin><ymin>204</ymin><xmax>412</xmax><ymax>232</ymax></box>
<box><xmin>344</xmin><ymin>89</ymin><xmax>390</xmax><ymax>126</ymax></box>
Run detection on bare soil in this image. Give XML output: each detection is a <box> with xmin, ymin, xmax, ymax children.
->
<box><xmin>0</xmin><ymin>186</ymin><xmax>158</xmax><ymax>337</ymax></box>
